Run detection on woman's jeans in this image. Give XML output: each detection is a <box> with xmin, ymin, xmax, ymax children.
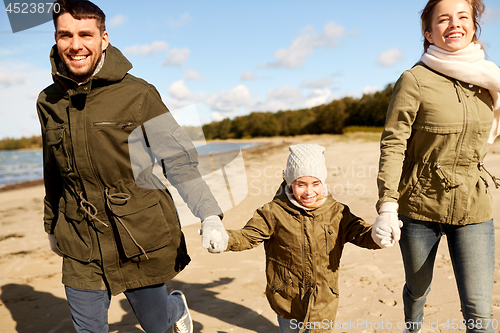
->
<box><xmin>399</xmin><ymin>216</ymin><xmax>495</xmax><ymax>333</ymax></box>
<box><xmin>65</xmin><ymin>283</ymin><xmax>185</xmax><ymax>333</ymax></box>
<box><xmin>278</xmin><ymin>316</ymin><xmax>309</xmax><ymax>333</ymax></box>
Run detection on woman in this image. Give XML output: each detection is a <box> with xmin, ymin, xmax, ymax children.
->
<box><xmin>372</xmin><ymin>0</ymin><xmax>500</xmax><ymax>332</ymax></box>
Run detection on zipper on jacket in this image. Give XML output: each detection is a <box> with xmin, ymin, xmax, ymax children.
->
<box><xmin>93</xmin><ymin>121</ymin><xmax>134</xmax><ymax>129</ymax></box>
<box><xmin>448</xmin><ymin>81</ymin><xmax>468</xmax><ymax>221</ymax></box>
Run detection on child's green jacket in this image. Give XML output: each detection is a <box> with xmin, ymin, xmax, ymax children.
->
<box><xmin>227</xmin><ymin>182</ymin><xmax>380</xmax><ymax>332</ymax></box>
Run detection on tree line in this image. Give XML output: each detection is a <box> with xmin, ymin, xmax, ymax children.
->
<box><xmin>0</xmin><ymin>135</ymin><xmax>42</xmax><ymax>150</ymax></box>
<box><xmin>202</xmin><ymin>83</ymin><xmax>393</xmax><ymax>140</ymax></box>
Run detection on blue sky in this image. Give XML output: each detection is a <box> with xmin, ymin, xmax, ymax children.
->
<box><xmin>1</xmin><ymin>0</ymin><xmax>500</xmax><ymax>139</ymax></box>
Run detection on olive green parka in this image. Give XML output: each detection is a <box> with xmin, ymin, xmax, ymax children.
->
<box><xmin>227</xmin><ymin>183</ymin><xmax>380</xmax><ymax>332</ymax></box>
<box><xmin>37</xmin><ymin>45</ymin><xmax>221</xmax><ymax>295</ymax></box>
<box><xmin>377</xmin><ymin>62</ymin><xmax>495</xmax><ymax>225</ymax></box>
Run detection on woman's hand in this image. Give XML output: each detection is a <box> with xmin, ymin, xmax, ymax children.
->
<box><xmin>371</xmin><ymin>202</ymin><xmax>402</xmax><ymax>248</ymax></box>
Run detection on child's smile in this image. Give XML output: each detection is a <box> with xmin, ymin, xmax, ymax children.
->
<box><xmin>291</xmin><ymin>176</ymin><xmax>324</xmax><ymax>208</ymax></box>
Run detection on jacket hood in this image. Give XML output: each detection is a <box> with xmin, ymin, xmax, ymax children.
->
<box><xmin>50</xmin><ymin>44</ymin><xmax>132</xmax><ymax>87</ymax></box>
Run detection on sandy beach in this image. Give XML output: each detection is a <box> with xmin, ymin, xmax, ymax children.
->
<box><xmin>0</xmin><ymin>134</ymin><xmax>499</xmax><ymax>333</ymax></box>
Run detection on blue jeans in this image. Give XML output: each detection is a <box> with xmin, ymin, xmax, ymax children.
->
<box><xmin>65</xmin><ymin>283</ymin><xmax>185</xmax><ymax>333</ymax></box>
<box><xmin>399</xmin><ymin>216</ymin><xmax>495</xmax><ymax>333</ymax></box>
<box><xmin>277</xmin><ymin>316</ymin><xmax>309</xmax><ymax>333</ymax></box>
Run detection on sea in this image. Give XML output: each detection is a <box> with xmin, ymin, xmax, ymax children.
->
<box><xmin>0</xmin><ymin>142</ymin><xmax>260</xmax><ymax>188</ymax></box>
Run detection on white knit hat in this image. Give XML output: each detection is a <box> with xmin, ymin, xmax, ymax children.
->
<box><xmin>284</xmin><ymin>144</ymin><xmax>327</xmax><ymax>185</ymax></box>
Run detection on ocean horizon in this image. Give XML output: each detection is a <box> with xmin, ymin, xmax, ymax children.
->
<box><xmin>0</xmin><ymin>141</ymin><xmax>260</xmax><ymax>188</ymax></box>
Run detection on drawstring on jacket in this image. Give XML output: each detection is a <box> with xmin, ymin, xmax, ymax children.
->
<box><xmin>79</xmin><ymin>191</ymin><xmax>109</xmax><ymax>227</ymax></box>
<box><xmin>78</xmin><ymin>189</ymin><xmax>150</xmax><ymax>260</ymax></box>
<box><xmin>479</xmin><ymin>163</ymin><xmax>500</xmax><ymax>189</ymax></box>
<box><xmin>435</xmin><ymin>164</ymin><xmax>462</xmax><ymax>192</ymax></box>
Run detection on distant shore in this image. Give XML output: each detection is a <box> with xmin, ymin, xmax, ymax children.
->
<box><xmin>0</xmin><ymin>179</ymin><xmax>44</xmax><ymax>193</ymax></box>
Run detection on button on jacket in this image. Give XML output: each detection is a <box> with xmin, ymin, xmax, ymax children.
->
<box><xmin>227</xmin><ymin>183</ymin><xmax>379</xmax><ymax>332</ymax></box>
<box><xmin>377</xmin><ymin>62</ymin><xmax>495</xmax><ymax>225</ymax></box>
<box><xmin>37</xmin><ymin>45</ymin><xmax>221</xmax><ymax>295</ymax></box>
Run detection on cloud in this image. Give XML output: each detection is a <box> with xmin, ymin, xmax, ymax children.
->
<box><xmin>240</xmin><ymin>70</ymin><xmax>256</xmax><ymax>81</ymax></box>
<box><xmin>362</xmin><ymin>86</ymin><xmax>380</xmax><ymax>95</ymax></box>
<box><xmin>0</xmin><ymin>63</ymin><xmax>52</xmax><ymax>139</ymax></box>
<box><xmin>205</xmin><ymin>85</ymin><xmax>252</xmax><ymax>112</ymax></box>
<box><xmin>124</xmin><ymin>41</ymin><xmax>169</xmax><ymax>57</ymax></box>
<box><xmin>253</xmin><ymin>85</ymin><xmax>335</xmax><ymax>112</ymax></box>
<box><xmin>184</xmin><ymin>69</ymin><xmax>202</xmax><ymax>81</ymax></box>
<box><xmin>302</xmin><ymin>77</ymin><xmax>333</xmax><ymax>88</ymax></box>
<box><xmin>253</xmin><ymin>86</ymin><xmax>305</xmax><ymax>112</ymax></box>
<box><xmin>168</xmin><ymin>12</ymin><xmax>193</xmax><ymax>28</ymax></box>
<box><xmin>162</xmin><ymin>48</ymin><xmax>190</xmax><ymax>67</ymax></box>
<box><xmin>165</xmin><ymin>80</ymin><xmax>205</xmax><ymax>111</ymax></box>
<box><xmin>305</xmin><ymin>88</ymin><xmax>334</xmax><ymax>108</ymax></box>
<box><xmin>377</xmin><ymin>48</ymin><xmax>404</xmax><ymax>67</ymax></box>
<box><xmin>263</xmin><ymin>21</ymin><xmax>349</xmax><ymax>69</ymax></box>
<box><xmin>483</xmin><ymin>7</ymin><xmax>500</xmax><ymax>24</ymax></box>
<box><xmin>169</xmin><ymin>80</ymin><xmax>191</xmax><ymax>100</ymax></box>
<box><xmin>0</xmin><ymin>48</ymin><xmax>16</xmax><ymax>56</ymax></box>
<box><xmin>0</xmin><ymin>72</ymin><xmax>26</xmax><ymax>87</ymax></box>
<box><xmin>210</xmin><ymin>112</ymin><xmax>225</xmax><ymax>122</ymax></box>
<box><xmin>109</xmin><ymin>14</ymin><xmax>126</xmax><ymax>27</ymax></box>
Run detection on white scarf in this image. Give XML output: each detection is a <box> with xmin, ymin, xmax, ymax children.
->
<box><xmin>420</xmin><ymin>43</ymin><xmax>500</xmax><ymax>143</ymax></box>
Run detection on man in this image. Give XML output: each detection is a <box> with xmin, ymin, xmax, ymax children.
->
<box><xmin>36</xmin><ymin>1</ymin><xmax>228</xmax><ymax>332</ymax></box>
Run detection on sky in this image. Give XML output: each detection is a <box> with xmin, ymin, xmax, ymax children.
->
<box><xmin>1</xmin><ymin>0</ymin><xmax>500</xmax><ymax>139</ymax></box>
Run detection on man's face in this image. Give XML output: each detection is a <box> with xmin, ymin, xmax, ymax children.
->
<box><xmin>54</xmin><ymin>13</ymin><xmax>109</xmax><ymax>82</ymax></box>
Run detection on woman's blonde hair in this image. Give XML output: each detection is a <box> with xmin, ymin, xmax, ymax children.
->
<box><xmin>420</xmin><ymin>0</ymin><xmax>485</xmax><ymax>52</ymax></box>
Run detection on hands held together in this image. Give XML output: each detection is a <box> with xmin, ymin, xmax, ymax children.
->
<box><xmin>200</xmin><ymin>215</ymin><xmax>229</xmax><ymax>253</ymax></box>
<box><xmin>371</xmin><ymin>202</ymin><xmax>403</xmax><ymax>248</ymax></box>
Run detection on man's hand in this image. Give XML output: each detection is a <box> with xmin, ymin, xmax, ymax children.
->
<box><xmin>371</xmin><ymin>202</ymin><xmax>403</xmax><ymax>248</ymax></box>
<box><xmin>48</xmin><ymin>234</ymin><xmax>63</xmax><ymax>257</ymax></box>
<box><xmin>201</xmin><ymin>215</ymin><xmax>229</xmax><ymax>253</ymax></box>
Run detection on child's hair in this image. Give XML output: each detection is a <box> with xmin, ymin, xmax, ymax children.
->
<box><xmin>284</xmin><ymin>144</ymin><xmax>327</xmax><ymax>185</ymax></box>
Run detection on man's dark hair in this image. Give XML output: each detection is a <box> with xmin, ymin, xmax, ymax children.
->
<box><xmin>53</xmin><ymin>0</ymin><xmax>106</xmax><ymax>34</ymax></box>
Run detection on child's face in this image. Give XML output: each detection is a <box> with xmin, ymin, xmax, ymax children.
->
<box><xmin>291</xmin><ymin>176</ymin><xmax>324</xmax><ymax>208</ymax></box>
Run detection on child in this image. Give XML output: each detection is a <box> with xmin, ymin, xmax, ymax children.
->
<box><xmin>221</xmin><ymin>144</ymin><xmax>384</xmax><ymax>333</ymax></box>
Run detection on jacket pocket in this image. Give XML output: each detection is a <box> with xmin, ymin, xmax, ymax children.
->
<box><xmin>408</xmin><ymin>164</ymin><xmax>454</xmax><ymax>215</ymax></box>
<box><xmin>93</xmin><ymin>121</ymin><xmax>135</xmax><ymax>128</ymax></box>
<box><xmin>267</xmin><ymin>257</ymin><xmax>296</xmax><ymax>300</ymax></box>
<box><xmin>55</xmin><ymin>200</ymin><xmax>94</xmax><ymax>262</ymax></box>
<box><xmin>109</xmin><ymin>189</ymin><xmax>172</xmax><ymax>258</ymax></box>
<box><xmin>45</xmin><ymin>125</ymin><xmax>72</xmax><ymax>173</ymax></box>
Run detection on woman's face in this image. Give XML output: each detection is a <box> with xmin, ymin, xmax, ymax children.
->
<box><xmin>425</xmin><ymin>0</ymin><xmax>475</xmax><ymax>52</ymax></box>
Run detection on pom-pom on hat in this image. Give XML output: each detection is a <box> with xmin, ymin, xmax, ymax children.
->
<box><xmin>284</xmin><ymin>144</ymin><xmax>327</xmax><ymax>185</ymax></box>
